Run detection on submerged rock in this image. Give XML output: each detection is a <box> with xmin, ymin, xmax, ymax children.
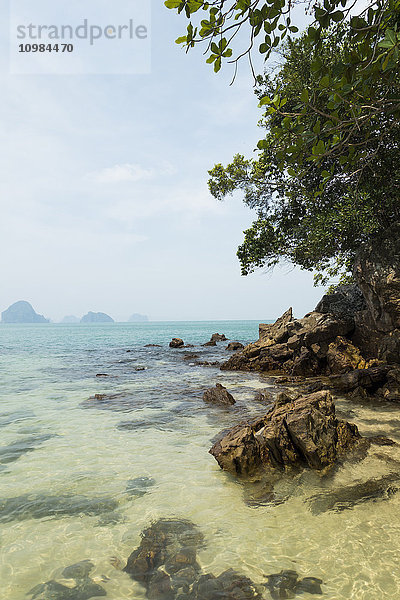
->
<box><xmin>124</xmin><ymin>518</ymin><xmax>204</xmax><ymax>595</ymax></box>
<box><xmin>210</xmin><ymin>391</ymin><xmax>361</xmax><ymax>478</ymax></box>
<box><xmin>0</xmin><ymin>493</ymin><xmax>119</xmax><ymax>523</ymax></box>
<box><xmin>0</xmin><ymin>434</ymin><xmax>55</xmax><ymax>465</ymax></box>
<box><xmin>190</xmin><ymin>569</ymin><xmax>262</xmax><ymax>600</ymax></box>
<box><xmin>28</xmin><ymin>577</ymin><xmax>106</xmax><ymax>600</ymax></box>
<box><xmin>62</xmin><ymin>561</ymin><xmax>94</xmax><ymax>579</ymax></box>
<box><xmin>124</xmin><ymin>519</ymin><xmax>264</xmax><ymax>600</ymax></box>
<box><xmin>203</xmin><ymin>384</ymin><xmax>236</xmax><ymax>406</ymax></box>
<box><xmin>308</xmin><ymin>473</ymin><xmax>400</xmax><ymax>515</ymax></box>
<box><xmin>264</xmin><ymin>570</ymin><xmax>323</xmax><ymax>598</ymax></box>
<box><xmin>170</xmin><ymin>338</ymin><xmax>185</xmax><ymax>348</ymax></box>
<box><xmin>126</xmin><ymin>476</ymin><xmax>156</xmax><ymax>497</ymax></box>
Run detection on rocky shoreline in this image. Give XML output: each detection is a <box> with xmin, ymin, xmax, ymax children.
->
<box><xmin>22</xmin><ymin>231</ymin><xmax>400</xmax><ymax>599</ymax></box>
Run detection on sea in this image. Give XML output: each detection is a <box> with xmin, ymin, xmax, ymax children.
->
<box><xmin>1</xmin><ymin>321</ymin><xmax>400</xmax><ymax>599</ymax></box>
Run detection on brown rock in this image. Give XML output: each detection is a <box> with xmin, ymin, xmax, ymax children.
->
<box><xmin>203</xmin><ymin>383</ymin><xmax>236</xmax><ymax>406</ymax></box>
<box><xmin>226</xmin><ymin>342</ymin><xmax>244</xmax><ymax>351</ymax></box>
<box><xmin>169</xmin><ymin>338</ymin><xmax>184</xmax><ymax>348</ymax></box>
<box><xmin>210</xmin><ymin>391</ymin><xmax>360</xmax><ymax>478</ymax></box>
<box><xmin>326</xmin><ymin>336</ymin><xmax>367</xmax><ymax>374</ymax></box>
<box><xmin>259</xmin><ymin>308</ymin><xmax>293</xmax><ymax>345</ymax></box>
<box><xmin>210</xmin><ymin>333</ymin><xmax>228</xmax><ymax>342</ymax></box>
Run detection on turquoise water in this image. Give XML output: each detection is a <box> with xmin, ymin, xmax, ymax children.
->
<box><xmin>1</xmin><ymin>322</ymin><xmax>400</xmax><ymax>599</ymax></box>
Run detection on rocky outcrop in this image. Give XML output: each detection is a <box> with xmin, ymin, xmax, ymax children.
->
<box><xmin>203</xmin><ymin>384</ymin><xmax>236</xmax><ymax>406</ymax></box>
<box><xmin>315</xmin><ymin>284</ymin><xmax>366</xmax><ymax>318</ymax></box>
<box><xmin>221</xmin><ymin>309</ymin><xmax>355</xmax><ymax>376</ymax></box>
<box><xmin>211</xmin><ymin>333</ymin><xmax>227</xmax><ymax>342</ymax></box>
<box><xmin>170</xmin><ymin>338</ymin><xmax>184</xmax><ymax>348</ymax></box>
<box><xmin>203</xmin><ymin>333</ymin><xmax>228</xmax><ymax>347</ymax></box>
<box><xmin>329</xmin><ymin>364</ymin><xmax>400</xmax><ymax>402</ymax></box>
<box><xmin>210</xmin><ymin>390</ymin><xmax>360</xmax><ymax>478</ymax></box>
<box><xmin>81</xmin><ymin>311</ymin><xmax>114</xmax><ymax>323</ymax></box>
<box><xmin>226</xmin><ymin>342</ymin><xmax>244</xmax><ymax>351</ymax></box>
<box><xmin>352</xmin><ymin>224</ymin><xmax>400</xmax><ymax>362</ymax></box>
<box><xmin>1</xmin><ymin>301</ymin><xmax>49</xmax><ymax>323</ymax></box>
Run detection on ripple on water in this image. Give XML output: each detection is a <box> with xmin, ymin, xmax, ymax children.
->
<box><xmin>1</xmin><ymin>323</ymin><xmax>400</xmax><ymax>599</ymax></box>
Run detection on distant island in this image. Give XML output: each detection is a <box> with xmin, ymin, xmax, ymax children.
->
<box><xmin>1</xmin><ymin>301</ymin><xmax>49</xmax><ymax>324</ymax></box>
<box><xmin>80</xmin><ymin>311</ymin><xmax>114</xmax><ymax>323</ymax></box>
<box><xmin>61</xmin><ymin>316</ymin><xmax>80</xmax><ymax>324</ymax></box>
<box><xmin>128</xmin><ymin>313</ymin><xmax>149</xmax><ymax>322</ymax></box>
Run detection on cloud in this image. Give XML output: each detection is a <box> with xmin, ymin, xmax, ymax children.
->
<box><xmin>87</xmin><ymin>161</ymin><xmax>176</xmax><ymax>184</ymax></box>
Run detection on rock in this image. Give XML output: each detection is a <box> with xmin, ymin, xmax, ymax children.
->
<box><xmin>264</xmin><ymin>570</ymin><xmax>323</xmax><ymax>598</ymax></box>
<box><xmin>190</xmin><ymin>569</ymin><xmax>262</xmax><ymax>600</ymax></box>
<box><xmin>291</xmin><ymin>347</ymin><xmax>320</xmax><ymax>377</ymax></box>
<box><xmin>329</xmin><ymin>365</ymin><xmax>390</xmax><ymax>393</ymax></box>
<box><xmin>62</xmin><ymin>560</ymin><xmax>94</xmax><ymax>579</ymax></box>
<box><xmin>254</xmin><ymin>389</ymin><xmax>274</xmax><ymax>404</ymax></box>
<box><xmin>61</xmin><ymin>315</ymin><xmax>80</xmax><ymax>323</ymax></box>
<box><xmin>183</xmin><ymin>353</ymin><xmax>200</xmax><ymax>361</ymax></box>
<box><xmin>295</xmin><ymin>577</ymin><xmax>323</xmax><ymax>595</ymax></box>
<box><xmin>129</xmin><ymin>314</ymin><xmax>149</xmax><ymax>322</ymax></box>
<box><xmin>326</xmin><ymin>336</ymin><xmax>367</xmax><ymax>374</ymax></box>
<box><xmin>259</xmin><ymin>308</ymin><xmax>294</xmax><ymax>345</ymax></box>
<box><xmin>1</xmin><ymin>300</ymin><xmax>49</xmax><ymax>324</ymax></box>
<box><xmin>210</xmin><ymin>391</ymin><xmax>361</xmax><ymax>478</ymax></box>
<box><xmin>80</xmin><ymin>312</ymin><xmax>114</xmax><ymax>323</ymax></box>
<box><xmin>170</xmin><ymin>338</ymin><xmax>184</xmax><ymax>348</ymax></box>
<box><xmin>0</xmin><ymin>493</ymin><xmax>119</xmax><ymax>523</ymax></box>
<box><xmin>96</xmin><ymin>373</ymin><xmax>109</xmax><ymax>377</ymax></box>
<box><xmin>226</xmin><ymin>342</ymin><xmax>244</xmax><ymax>351</ymax></box>
<box><xmin>0</xmin><ymin>434</ymin><xmax>55</xmax><ymax>465</ymax></box>
<box><xmin>353</xmin><ymin>224</ymin><xmax>400</xmax><ymax>362</ymax></box>
<box><xmin>354</xmin><ymin>224</ymin><xmax>400</xmax><ymax>332</ymax></box>
<box><xmin>308</xmin><ymin>473</ymin><xmax>400</xmax><ymax>515</ymax></box>
<box><xmin>28</xmin><ymin>577</ymin><xmax>106</xmax><ymax>599</ymax></box>
<box><xmin>315</xmin><ymin>284</ymin><xmax>366</xmax><ymax>318</ymax></box>
<box><xmin>264</xmin><ymin>569</ymin><xmax>298</xmax><ymax>599</ymax></box>
<box><xmin>203</xmin><ymin>340</ymin><xmax>217</xmax><ymax>347</ymax></box>
<box><xmin>124</xmin><ymin>518</ymin><xmax>203</xmax><ymax>596</ymax></box>
<box><xmin>126</xmin><ymin>476</ymin><xmax>156</xmax><ymax>497</ymax></box>
<box><xmin>221</xmin><ymin>310</ymin><xmax>354</xmax><ymax>376</ymax></box>
<box><xmin>203</xmin><ymin>384</ymin><xmax>236</xmax><ymax>406</ymax></box>
<box><xmin>210</xmin><ymin>333</ymin><xmax>228</xmax><ymax>342</ymax></box>
<box><xmin>145</xmin><ymin>344</ymin><xmax>162</xmax><ymax>347</ymax></box>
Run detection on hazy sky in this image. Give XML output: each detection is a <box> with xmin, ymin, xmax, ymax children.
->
<box><xmin>0</xmin><ymin>1</ymin><xmax>323</xmax><ymax>322</ymax></box>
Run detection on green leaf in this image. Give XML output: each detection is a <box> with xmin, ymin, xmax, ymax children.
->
<box><xmin>319</xmin><ymin>75</ymin><xmax>330</xmax><ymax>88</ymax></box>
<box><xmin>300</xmin><ymin>89</ymin><xmax>309</xmax><ymax>103</ymax></box>
<box><xmin>175</xmin><ymin>36</ymin><xmax>187</xmax><ymax>44</ymax></box>
<box><xmin>164</xmin><ymin>0</ymin><xmax>181</xmax><ymax>8</ymax></box>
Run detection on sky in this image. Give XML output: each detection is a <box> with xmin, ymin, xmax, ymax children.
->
<box><xmin>0</xmin><ymin>1</ymin><xmax>323</xmax><ymax>322</ymax></box>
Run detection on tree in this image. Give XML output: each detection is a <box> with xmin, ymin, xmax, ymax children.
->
<box><xmin>208</xmin><ymin>25</ymin><xmax>400</xmax><ymax>283</ymax></box>
<box><xmin>166</xmin><ymin>0</ymin><xmax>400</xmax><ymax>284</ymax></box>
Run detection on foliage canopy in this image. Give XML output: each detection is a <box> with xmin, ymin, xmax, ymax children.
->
<box><xmin>166</xmin><ymin>0</ymin><xmax>400</xmax><ymax>283</ymax></box>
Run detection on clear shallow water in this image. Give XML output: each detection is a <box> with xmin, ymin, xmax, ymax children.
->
<box><xmin>1</xmin><ymin>322</ymin><xmax>400</xmax><ymax>599</ymax></box>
